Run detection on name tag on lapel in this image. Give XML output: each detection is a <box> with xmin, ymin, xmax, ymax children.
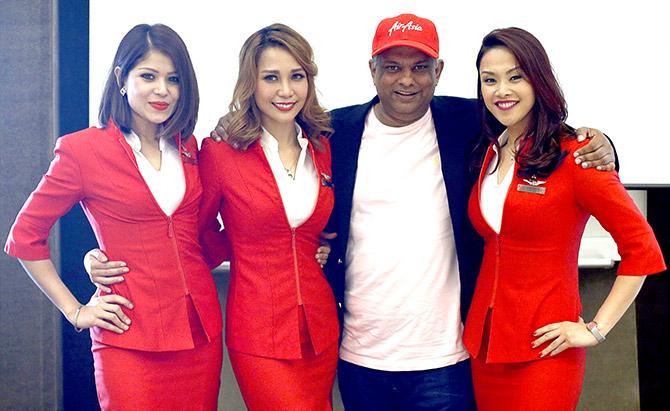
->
<box><xmin>517</xmin><ymin>175</ymin><xmax>546</xmax><ymax>195</ymax></box>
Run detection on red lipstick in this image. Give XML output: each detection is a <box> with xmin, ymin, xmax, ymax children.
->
<box><xmin>150</xmin><ymin>102</ymin><xmax>169</xmax><ymax>111</ymax></box>
<box><xmin>272</xmin><ymin>102</ymin><xmax>296</xmax><ymax>112</ymax></box>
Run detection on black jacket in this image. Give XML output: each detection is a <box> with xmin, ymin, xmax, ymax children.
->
<box><xmin>324</xmin><ymin>95</ymin><xmax>485</xmax><ymax>322</ymax></box>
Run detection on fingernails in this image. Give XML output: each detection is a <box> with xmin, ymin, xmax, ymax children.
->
<box><xmin>577</xmin><ymin>135</ymin><xmax>585</xmax><ymax>142</ymax></box>
<box><xmin>573</xmin><ymin>151</ymin><xmax>580</xmax><ymax>157</ymax></box>
<box><xmin>129</xmin><ymin>304</ymin><xmax>134</xmax><ymax>309</ymax></box>
<box><xmin>581</xmin><ymin>162</ymin><xmax>589</xmax><ymax>168</ymax></box>
<box><xmin>124</xmin><ymin>318</ymin><xmax>131</xmax><ymax>324</ymax></box>
<box><xmin>574</xmin><ymin>158</ymin><xmax>581</xmax><ymax>164</ymax></box>
<box><xmin>596</xmin><ymin>166</ymin><xmax>603</xmax><ymax>171</ymax></box>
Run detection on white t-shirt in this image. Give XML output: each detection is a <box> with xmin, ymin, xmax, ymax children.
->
<box><xmin>340</xmin><ymin>107</ymin><xmax>469</xmax><ymax>371</ymax></box>
<box><xmin>124</xmin><ymin>131</ymin><xmax>185</xmax><ymax>217</ymax></box>
<box><xmin>259</xmin><ymin>124</ymin><xmax>318</xmax><ymax>228</ymax></box>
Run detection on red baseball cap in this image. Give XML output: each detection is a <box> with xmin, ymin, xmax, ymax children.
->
<box><xmin>371</xmin><ymin>13</ymin><xmax>439</xmax><ymax>58</ymax></box>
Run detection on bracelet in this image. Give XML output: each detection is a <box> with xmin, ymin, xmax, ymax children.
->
<box><xmin>73</xmin><ymin>305</ymin><xmax>84</xmax><ymax>333</ymax></box>
<box><xmin>586</xmin><ymin>321</ymin><xmax>606</xmax><ymax>343</ymax></box>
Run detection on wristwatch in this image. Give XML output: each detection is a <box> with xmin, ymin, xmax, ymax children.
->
<box><xmin>586</xmin><ymin>321</ymin><xmax>606</xmax><ymax>343</ymax></box>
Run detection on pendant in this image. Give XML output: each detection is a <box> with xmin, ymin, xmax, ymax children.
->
<box><xmin>285</xmin><ymin>167</ymin><xmax>296</xmax><ymax>180</ymax></box>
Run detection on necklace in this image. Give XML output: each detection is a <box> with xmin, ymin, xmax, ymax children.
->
<box><xmin>278</xmin><ymin>138</ymin><xmax>300</xmax><ymax>180</ymax></box>
<box><xmin>284</xmin><ymin>165</ymin><xmax>296</xmax><ymax>180</ymax></box>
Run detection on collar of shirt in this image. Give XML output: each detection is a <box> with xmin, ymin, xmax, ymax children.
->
<box><xmin>491</xmin><ymin>129</ymin><xmax>510</xmax><ymax>157</ymax></box>
<box><xmin>368</xmin><ymin>107</ymin><xmax>433</xmax><ymax>136</ymax></box>
<box><xmin>259</xmin><ymin>123</ymin><xmax>311</xmax><ymax>180</ymax></box>
<box><xmin>124</xmin><ymin>130</ymin><xmax>173</xmax><ymax>153</ymax></box>
<box><xmin>259</xmin><ymin>123</ymin><xmax>307</xmax><ymax>152</ymax></box>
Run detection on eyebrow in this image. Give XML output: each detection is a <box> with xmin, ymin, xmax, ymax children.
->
<box><xmin>260</xmin><ymin>68</ymin><xmax>306</xmax><ymax>73</ymax></box>
<box><xmin>135</xmin><ymin>67</ymin><xmax>178</xmax><ymax>75</ymax></box>
<box><xmin>480</xmin><ymin>66</ymin><xmax>522</xmax><ymax>75</ymax></box>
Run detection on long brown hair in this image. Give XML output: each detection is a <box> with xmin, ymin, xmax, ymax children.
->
<box><xmin>226</xmin><ymin>23</ymin><xmax>332</xmax><ymax>150</ymax></box>
<box><xmin>473</xmin><ymin>27</ymin><xmax>574</xmax><ymax>178</ymax></box>
<box><xmin>99</xmin><ymin>24</ymin><xmax>199</xmax><ymax>140</ymax></box>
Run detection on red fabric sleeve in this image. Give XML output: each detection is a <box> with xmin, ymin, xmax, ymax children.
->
<box><xmin>197</xmin><ymin>138</ymin><xmax>231</xmax><ymax>269</ymax></box>
<box><xmin>5</xmin><ymin>137</ymin><xmax>84</xmax><ymax>260</ymax></box>
<box><xmin>570</xmin><ymin>142</ymin><xmax>665</xmax><ymax>276</ymax></box>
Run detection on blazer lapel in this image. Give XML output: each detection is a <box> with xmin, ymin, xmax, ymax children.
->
<box><xmin>331</xmin><ymin>97</ymin><xmax>377</xmax><ymax>253</ymax></box>
<box><xmin>432</xmin><ymin>98</ymin><xmax>470</xmax><ymax>242</ymax></box>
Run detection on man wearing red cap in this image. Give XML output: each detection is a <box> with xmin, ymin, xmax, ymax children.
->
<box><xmin>206</xmin><ymin>13</ymin><xmax>615</xmax><ymax>409</ymax></box>
<box><xmin>323</xmin><ymin>13</ymin><xmax>615</xmax><ymax>410</ymax></box>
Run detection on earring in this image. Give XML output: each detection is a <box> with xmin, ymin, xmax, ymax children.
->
<box><xmin>119</xmin><ymin>87</ymin><xmax>127</xmax><ymax>96</ymax></box>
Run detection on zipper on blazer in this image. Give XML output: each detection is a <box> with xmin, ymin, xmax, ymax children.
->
<box><xmin>167</xmin><ymin>216</ymin><xmax>189</xmax><ymax>294</ymax></box>
<box><xmin>489</xmin><ymin>236</ymin><xmax>500</xmax><ymax>308</ymax></box>
<box><xmin>291</xmin><ymin>228</ymin><xmax>303</xmax><ymax>305</ymax></box>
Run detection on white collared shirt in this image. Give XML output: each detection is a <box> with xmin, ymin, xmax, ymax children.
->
<box><xmin>480</xmin><ymin>130</ymin><xmax>514</xmax><ymax>234</ymax></box>
<box><xmin>124</xmin><ymin>130</ymin><xmax>185</xmax><ymax>217</ymax></box>
<box><xmin>259</xmin><ymin>124</ymin><xmax>318</xmax><ymax>228</ymax></box>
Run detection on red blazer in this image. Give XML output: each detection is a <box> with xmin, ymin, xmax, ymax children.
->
<box><xmin>463</xmin><ymin>137</ymin><xmax>665</xmax><ymax>363</ymax></box>
<box><xmin>4</xmin><ymin>121</ymin><xmax>222</xmax><ymax>352</ymax></box>
<box><xmin>198</xmin><ymin>136</ymin><xmax>339</xmax><ymax>360</ymax></box>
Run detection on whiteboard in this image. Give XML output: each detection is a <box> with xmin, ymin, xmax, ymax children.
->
<box><xmin>89</xmin><ymin>0</ymin><xmax>670</xmax><ymax>185</ymax></box>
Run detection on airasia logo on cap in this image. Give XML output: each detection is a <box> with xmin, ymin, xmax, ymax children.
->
<box><xmin>388</xmin><ymin>20</ymin><xmax>423</xmax><ymax>37</ymax></box>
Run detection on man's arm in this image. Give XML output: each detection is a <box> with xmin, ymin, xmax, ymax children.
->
<box><xmin>573</xmin><ymin>127</ymin><xmax>618</xmax><ymax>171</ymax></box>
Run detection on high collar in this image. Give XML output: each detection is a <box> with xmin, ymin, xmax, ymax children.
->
<box><xmin>259</xmin><ymin>123</ymin><xmax>306</xmax><ymax>152</ymax></box>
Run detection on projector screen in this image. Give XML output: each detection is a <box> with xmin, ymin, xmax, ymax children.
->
<box><xmin>89</xmin><ymin>0</ymin><xmax>670</xmax><ymax>185</ymax></box>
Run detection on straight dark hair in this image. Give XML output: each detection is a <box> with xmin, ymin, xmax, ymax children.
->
<box><xmin>98</xmin><ymin>24</ymin><xmax>199</xmax><ymax>140</ymax></box>
<box><xmin>473</xmin><ymin>27</ymin><xmax>574</xmax><ymax>178</ymax></box>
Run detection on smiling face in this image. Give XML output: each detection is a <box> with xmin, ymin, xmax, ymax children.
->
<box><xmin>479</xmin><ymin>46</ymin><xmax>535</xmax><ymax>137</ymax></box>
<box><xmin>370</xmin><ymin>46</ymin><xmax>443</xmax><ymax>127</ymax></box>
<box><xmin>118</xmin><ymin>49</ymin><xmax>180</xmax><ymax>138</ymax></box>
<box><xmin>253</xmin><ymin>46</ymin><xmax>308</xmax><ymax>136</ymax></box>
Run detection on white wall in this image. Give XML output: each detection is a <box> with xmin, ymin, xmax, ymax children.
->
<box><xmin>90</xmin><ymin>0</ymin><xmax>670</xmax><ymax>185</ymax></box>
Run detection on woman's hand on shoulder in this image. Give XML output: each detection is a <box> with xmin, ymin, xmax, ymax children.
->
<box><xmin>84</xmin><ymin>249</ymin><xmax>129</xmax><ymax>293</ymax></box>
<box><xmin>532</xmin><ymin>317</ymin><xmax>600</xmax><ymax>357</ymax></box>
<box><xmin>71</xmin><ymin>292</ymin><xmax>134</xmax><ymax>334</ymax></box>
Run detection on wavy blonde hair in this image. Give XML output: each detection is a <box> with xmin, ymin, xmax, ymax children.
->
<box><xmin>226</xmin><ymin>23</ymin><xmax>331</xmax><ymax>150</ymax></box>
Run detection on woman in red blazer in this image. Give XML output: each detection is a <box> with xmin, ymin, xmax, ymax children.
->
<box><xmin>5</xmin><ymin>24</ymin><xmax>223</xmax><ymax>410</ymax></box>
<box><xmin>89</xmin><ymin>23</ymin><xmax>339</xmax><ymax>410</ymax></box>
<box><xmin>197</xmin><ymin>24</ymin><xmax>340</xmax><ymax>410</ymax></box>
<box><xmin>463</xmin><ymin>28</ymin><xmax>666</xmax><ymax>410</ymax></box>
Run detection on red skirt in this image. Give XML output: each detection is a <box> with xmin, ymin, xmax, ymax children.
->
<box><xmin>91</xmin><ymin>297</ymin><xmax>223</xmax><ymax>411</ymax></box>
<box><xmin>228</xmin><ymin>307</ymin><xmax>338</xmax><ymax>411</ymax></box>
<box><xmin>471</xmin><ymin>313</ymin><xmax>586</xmax><ymax>411</ymax></box>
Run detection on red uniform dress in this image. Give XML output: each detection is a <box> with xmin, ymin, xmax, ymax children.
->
<box><xmin>463</xmin><ymin>137</ymin><xmax>665</xmax><ymax>411</ymax></box>
<box><xmin>198</xmin><ymin>136</ymin><xmax>340</xmax><ymax>411</ymax></box>
<box><xmin>5</xmin><ymin>122</ymin><xmax>223</xmax><ymax>411</ymax></box>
